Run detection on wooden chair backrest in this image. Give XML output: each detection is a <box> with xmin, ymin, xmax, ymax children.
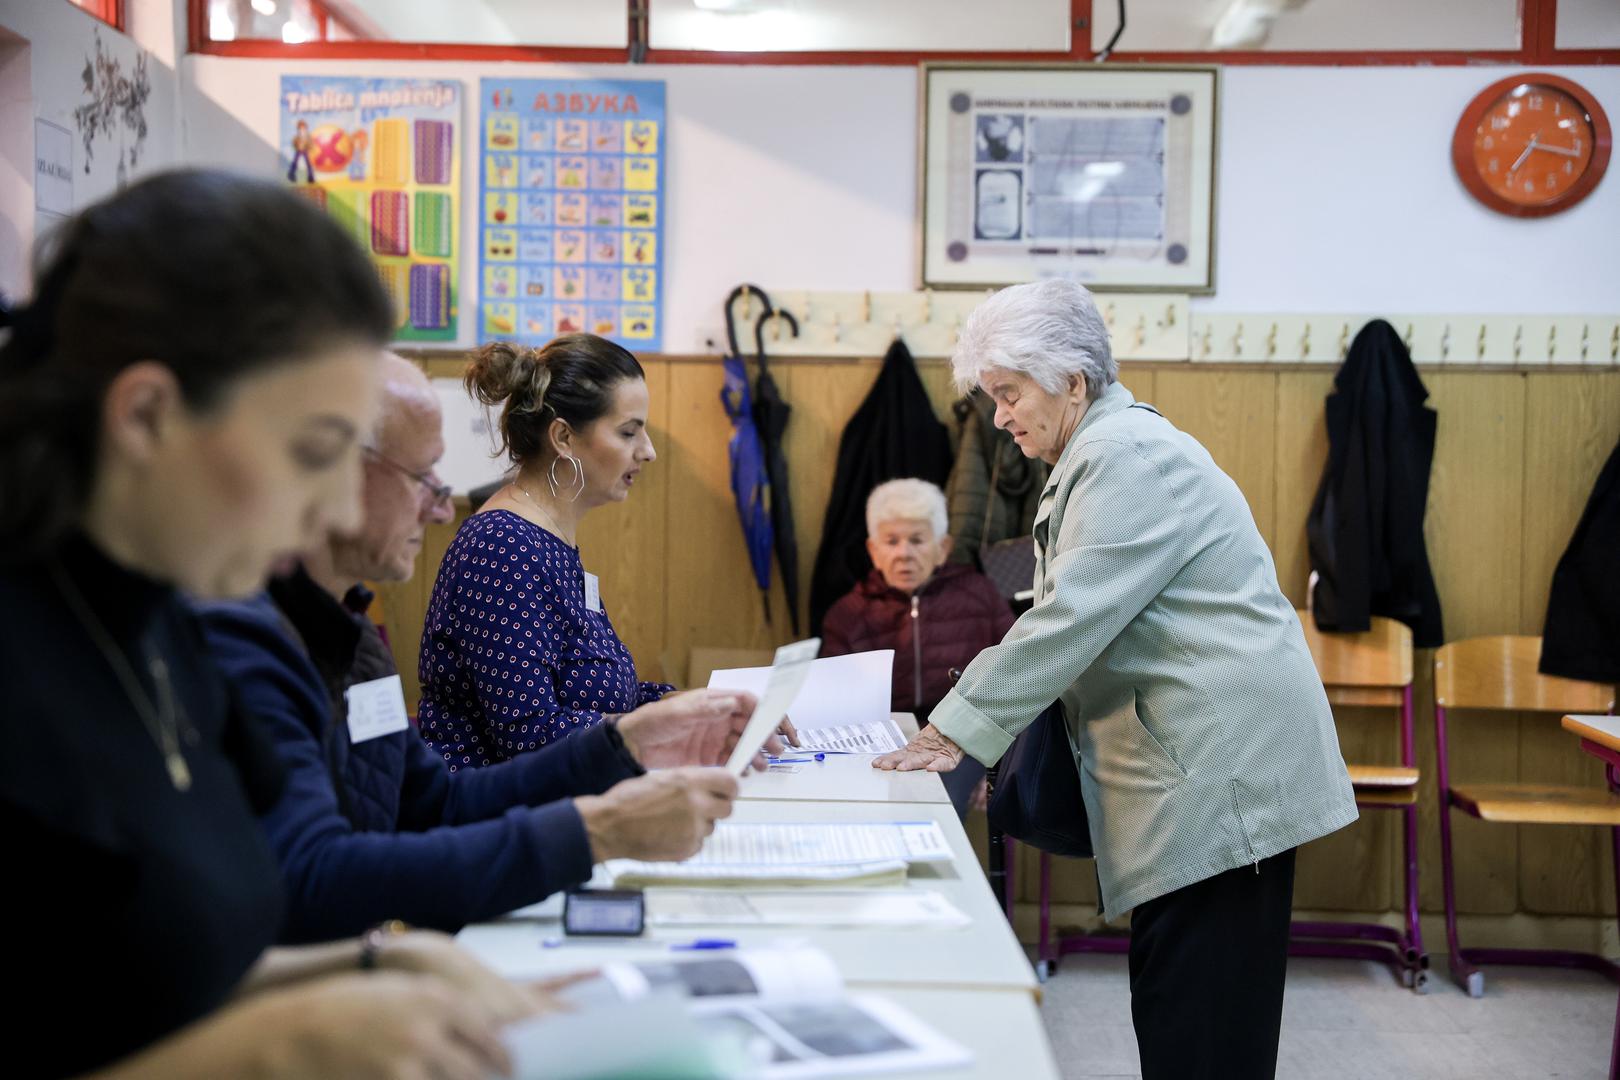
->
<box><xmin>1296</xmin><ymin>611</ymin><xmax>1412</xmax><ymax>707</ymax></box>
<box><xmin>1434</xmin><ymin>635</ymin><xmax>1615</xmax><ymax>713</ymax></box>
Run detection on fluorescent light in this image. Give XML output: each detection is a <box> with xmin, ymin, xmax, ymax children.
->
<box><xmin>1210</xmin><ymin>0</ymin><xmax>1303</xmax><ymax>49</ymax></box>
<box><xmin>250</xmin><ymin>0</ymin><xmax>277</xmax><ymax>15</ymax></box>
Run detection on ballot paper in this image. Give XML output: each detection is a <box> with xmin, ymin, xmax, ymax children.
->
<box><xmin>792</xmin><ymin>718</ymin><xmax>908</xmax><ymax>754</ymax></box>
<box><xmin>682</xmin><ymin>821</ymin><xmax>953</xmax><ymax>865</ymax></box>
<box><xmin>647</xmin><ymin>889</ymin><xmax>974</xmax><ymax>930</ymax></box>
<box><xmin>604</xmin><ymin>821</ymin><xmax>954</xmax><ymax>889</ymax></box>
<box><xmin>608</xmin><ymin>861</ymin><xmax>910</xmax><ymax>889</ymax></box>
<box><xmin>724</xmin><ymin>639</ymin><xmax>821</xmax><ymax>775</ymax></box>
<box><xmin>710</xmin><ymin>650</ymin><xmax>895</xmax><ymax>743</ymax></box>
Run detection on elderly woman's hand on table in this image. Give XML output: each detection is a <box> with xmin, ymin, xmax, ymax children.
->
<box><xmin>873</xmin><ymin>726</ymin><xmax>966</xmax><ymax>772</ymax></box>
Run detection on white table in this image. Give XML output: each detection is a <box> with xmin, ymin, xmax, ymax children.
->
<box><xmin>458</xmin><ymin>799</ymin><xmax>1039</xmax><ymax>995</ymax></box>
<box><xmin>738</xmin><ymin>713</ymin><xmax>950</xmax><ymax>805</ymax></box>
<box><xmin>882</xmin><ymin>987</ymin><xmax>1059</xmax><ymax>1080</ymax></box>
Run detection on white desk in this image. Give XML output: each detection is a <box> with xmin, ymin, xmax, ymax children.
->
<box><xmin>882</xmin><ymin>988</ymin><xmax>1059</xmax><ymax>1080</ymax></box>
<box><xmin>738</xmin><ymin>713</ymin><xmax>950</xmax><ymax>805</ymax></box>
<box><xmin>458</xmin><ymin>799</ymin><xmax>1038</xmax><ymax>995</ymax></box>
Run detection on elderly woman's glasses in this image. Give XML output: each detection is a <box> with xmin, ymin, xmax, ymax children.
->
<box><xmin>362</xmin><ymin>446</ymin><xmax>453</xmax><ymax>507</ymax></box>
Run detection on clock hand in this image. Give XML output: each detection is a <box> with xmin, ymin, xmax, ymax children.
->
<box><xmin>1509</xmin><ymin>134</ymin><xmax>1539</xmax><ymax>173</ymax></box>
<box><xmin>1533</xmin><ymin>141</ymin><xmax>1582</xmax><ymax>158</ymax></box>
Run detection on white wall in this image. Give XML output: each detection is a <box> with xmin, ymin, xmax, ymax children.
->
<box><xmin>0</xmin><ymin>0</ymin><xmax>180</xmax><ymax>295</ymax></box>
<box><xmin>184</xmin><ymin>54</ymin><xmax>1620</xmax><ymax>351</ymax></box>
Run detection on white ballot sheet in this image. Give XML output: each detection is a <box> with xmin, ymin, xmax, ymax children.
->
<box><xmin>724</xmin><ymin>639</ymin><xmax>822</xmax><ymax>775</ymax></box>
<box><xmin>710</xmin><ymin>650</ymin><xmax>894</xmax><ymax>740</ymax></box>
<box><xmin>627</xmin><ymin>821</ymin><xmax>954</xmax><ymax>870</ymax></box>
<box><xmin>792</xmin><ymin>718</ymin><xmax>908</xmax><ymax>754</ymax></box>
<box><xmin>648</xmin><ymin>889</ymin><xmax>974</xmax><ymax>930</ymax></box>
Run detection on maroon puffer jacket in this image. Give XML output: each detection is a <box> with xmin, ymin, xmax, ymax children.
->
<box><xmin>820</xmin><ymin>563</ymin><xmax>1015</xmax><ymax>718</ymax></box>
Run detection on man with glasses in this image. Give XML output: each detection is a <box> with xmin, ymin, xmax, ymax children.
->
<box><xmin>196</xmin><ymin>353</ymin><xmax>767</xmax><ymax>941</ymax></box>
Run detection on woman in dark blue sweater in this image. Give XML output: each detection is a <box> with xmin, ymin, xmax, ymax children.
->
<box><xmin>418</xmin><ymin>336</ymin><xmax>674</xmax><ymax>768</ymax></box>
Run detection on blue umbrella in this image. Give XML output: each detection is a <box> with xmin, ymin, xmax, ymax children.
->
<box><xmin>721</xmin><ymin>285</ymin><xmax>774</xmax><ymax>620</ymax></box>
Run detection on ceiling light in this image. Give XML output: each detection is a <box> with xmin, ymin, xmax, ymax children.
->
<box><xmin>1210</xmin><ymin>0</ymin><xmax>1304</xmax><ymax>49</ymax></box>
<box><xmin>250</xmin><ymin>0</ymin><xmax>277</xmax><ymax>15</ymax></box>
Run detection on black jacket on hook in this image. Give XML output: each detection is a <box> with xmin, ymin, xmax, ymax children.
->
<box><xmin>1306</xmin><ymin>319</ymin><xmax>1444</xmax><ymax>647</ymax></box>
<box><xmin>808</xmin><ymin>339</ymin><xmax>952</xmax><ymax>635</ymax></box>
<box><xmin>1540</xmin><ymin>436</ymin><xmax>1620</xmax><ymax>683</ymax></box>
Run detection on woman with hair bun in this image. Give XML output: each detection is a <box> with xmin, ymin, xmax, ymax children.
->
<box><xmin>418</xmin><ymin>334</ymin><xmax>676</xmax><ymax>769</ymax></box>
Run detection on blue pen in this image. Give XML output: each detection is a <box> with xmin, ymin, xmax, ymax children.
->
<box><xmin>670</xmin><ymin>938</ymin><xmax>737</xmax><ymax>951</ymax></box>
<box><xmin>766</xmin><ymin>752</ymin><xmax>826</xmax><ymax>764</ymax></box>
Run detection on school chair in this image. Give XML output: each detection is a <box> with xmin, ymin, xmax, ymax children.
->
<box><xmin>1434</xmin><ymin>635</ymin><xmax>1619</xmax><ymax>997</ymax></box>
<box><xmin>1288</xmin><ymin>613</ymin><xmax>1427</xmax><ymax>991</ymax></box>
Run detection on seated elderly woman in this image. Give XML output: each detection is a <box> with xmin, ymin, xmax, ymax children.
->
<box><xmin>821</xmin><ymin>478</ymin><xmax>1011</xmax><ymax>816</ymax></box>
<box><xmin>875</xmin><ymin>279</ymin><xmax>1356</xmax><ymax>1080</ymax></box>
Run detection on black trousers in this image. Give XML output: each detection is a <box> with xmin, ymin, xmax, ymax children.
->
<box><xmin>1128</xmin><ymin>848</ymin><xmax>1297</xmax><ymax>1080</ymax></box>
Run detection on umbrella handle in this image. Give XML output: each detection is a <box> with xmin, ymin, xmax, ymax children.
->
<box><xmin>724</xmin><ymin>283</ymin><xmax>775</xmax><ymax>356</ymax></box>
<box><xmin>754</xmin><ymin>308</ymin><xmax>800</xmax><ymax>367</ymax></box>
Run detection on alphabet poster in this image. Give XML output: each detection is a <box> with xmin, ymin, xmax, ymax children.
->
<box><xmin>477</xmin><ymin>78</ymin><xmax>666</xmax><ymax>352</ymax></box>
<box><xmin>280</xmin><ymin>76</ymin><xmax>462</xmax><ymax>342</ymax></box>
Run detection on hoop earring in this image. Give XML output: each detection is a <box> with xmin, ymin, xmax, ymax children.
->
<box><xmin>549</xmin><ymin>455</ymin><xmax>585</xmax><ymax>502</ymax></box>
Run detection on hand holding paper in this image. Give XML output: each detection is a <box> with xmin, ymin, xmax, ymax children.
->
<box><xmin>617</xmin><ymin>688</ymin><xmax>761</xmax><ymax>769</ymax></box>
<box><xmin>722</xmin><ymin>639</ymin><xmax>821</xmax><ymax>775</ymax></box>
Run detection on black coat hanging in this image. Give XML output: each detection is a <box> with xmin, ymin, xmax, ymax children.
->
<box><xmin>808</xmin><ymin>338</ymin><xmax>953</xmax><ymax>634</ymax></box>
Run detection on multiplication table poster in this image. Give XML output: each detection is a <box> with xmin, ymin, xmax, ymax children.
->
<box><xmin>280</xmin><ymin>76</ymin><xmax>462</xmax><ymax>342</ymax></box>
<box><xmin>478</xmin><ymin>79</ymin><xmax>667</xmax><ymax>352</ymax></box>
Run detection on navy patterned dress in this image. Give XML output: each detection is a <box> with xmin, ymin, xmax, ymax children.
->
<box><xmin>417</xmin><ymin>510</ymin><xmax>673</xmax><ymax>769</ymax></box>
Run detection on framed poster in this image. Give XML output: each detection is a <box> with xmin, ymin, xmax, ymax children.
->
<box><xmin>920</xmin><ymin>63</ymin><xmax>1219</xmax><ymax>293</ymax></box>
<box><xmin>280</xmin><ymin>77</ymin><xmax>462</xmax><ymax>341</ymax></box>
<box><xmin>477</xmin><ymin>79</ymin><xmax>666</xmax><ymax>352</ymax></box>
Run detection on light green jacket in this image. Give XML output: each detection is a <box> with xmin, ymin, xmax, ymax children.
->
<box><xmin>930</xmin><ymin>381</ymin><xmax>1357</xmax><ymax>918</ymax></box>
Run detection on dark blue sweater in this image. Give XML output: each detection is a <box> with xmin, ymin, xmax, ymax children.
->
<box><xmin>196</xmin><ymin>571</ymin><xmax>640</xmax><ymax>942</ymax></box>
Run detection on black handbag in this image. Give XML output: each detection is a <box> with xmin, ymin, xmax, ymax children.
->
<box><xmin>985</xmin><ymin>701</ymin><xmax>1093</xmax><ymax>858</ymax></box>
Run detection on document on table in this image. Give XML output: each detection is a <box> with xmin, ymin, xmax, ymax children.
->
<box><xmin>695</xmin><ymin>821</ymin><xmax>953</xmax><ymax>865</ymax></box>
<box><xmin>648</xmin><ymin>888</ymin><xmax>974</xmax><ymax>930</ymax></box>
<box><xmin>613</xmin><ymin>821</ymin><xmax>951</xmax><ymax>871</ymax></box>
<box><xmin>792</xmin><ymin>717</ymin><xmax>908</xmax><ymax>754</ymax></box>
<box><xmin>723</xmin><ymin>638</ymin><xmax>822</xmax><ymax>775</ymax></box>
<box><xmin>603</xmin><ymin>821</ymin><xmax>955</xmax><ymax>888</ymax></box>
<box><xmin>710</xmin><ymin>649</ymin><xmax>895</xmax><ymax>743</ymax></box>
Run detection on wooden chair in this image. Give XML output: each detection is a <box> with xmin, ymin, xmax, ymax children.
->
<box><xmin>1434</xmin><ymin>635</ymin><xmax>1619</xmax><ymax>997</ymax></box>
<box><xmin>1289</xmin><ymin>613</ymin><xmax>1428</xmax><ymax>990</ymax></box>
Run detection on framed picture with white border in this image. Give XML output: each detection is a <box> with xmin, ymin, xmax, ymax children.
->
<box><xmin>920</xmin><ymin>63</ymin><xmax>1219</xmax><ymax>293</ymax></box>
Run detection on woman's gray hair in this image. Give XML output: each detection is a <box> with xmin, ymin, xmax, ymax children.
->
<box><xmin>950</xmin><ymin>279</ymin><xmax>1117</xmax><ymax>399</ymax></box>
<box><xmin>865</xmin><ymin>478</ymin><xmax>948</xmax><ymax>539</ymax></box>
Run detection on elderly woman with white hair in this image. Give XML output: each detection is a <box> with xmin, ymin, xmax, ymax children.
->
<box><xmin>875</xmin><ymin>279</ymin><xmax>1356</xmax><ymax>1080</ymax></box>
<box><xmin>821</xmin><ymin>477</ymin><xmax>1013</xmax><ymax>816</ymax></box>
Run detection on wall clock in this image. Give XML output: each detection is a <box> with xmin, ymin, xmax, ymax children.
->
<box><xmin>1453</xmin><ymin>73</ymin><xmax>1611</xmax><ymax>218</ymax></box>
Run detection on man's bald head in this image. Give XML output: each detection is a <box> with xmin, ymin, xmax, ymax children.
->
<box><xmin>373</xmin><ymin>351</ymin><xmax>440</xmax><ymax>460</ymax></box>
<box><xmin>327</xmin><ymin>351</ymin><xmax>455</xmax><ymax>587</ymax></box>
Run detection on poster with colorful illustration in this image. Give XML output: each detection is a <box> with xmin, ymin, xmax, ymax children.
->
<box><xmin>280</xmin><ymin>76</ymin><xmax>462</xmax><ymax>342</ymax></box>
<box><xmin>478</xmin><ymin>78</ymin><xmax>665</xmax><ymax>351</ymax></box>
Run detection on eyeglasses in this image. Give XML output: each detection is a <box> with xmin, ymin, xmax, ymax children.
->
<box><xmin>362</xmin><ymin>446</ymin><xmax>453</xmax><ymax>507</ymax></box>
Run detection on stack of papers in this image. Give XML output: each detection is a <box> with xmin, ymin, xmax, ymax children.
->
<box><xmin>647</xmin><ymin>889</ymin><xmax>973</xmax><ymax>930</ymax></box>
<box><xmin>606</xmin><ymin>821</ymin><xmax>953</xmax><ymax>890</ymax></box>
